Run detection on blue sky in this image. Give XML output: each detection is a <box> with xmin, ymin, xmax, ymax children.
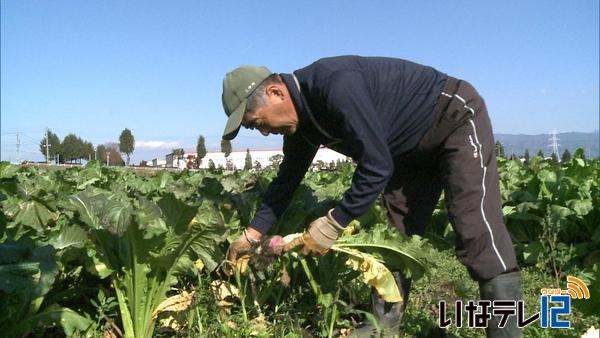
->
<box><xmin>1</xmin><ymin>1</ymin><xmax>598</xmax><ymax>163</ymax></box>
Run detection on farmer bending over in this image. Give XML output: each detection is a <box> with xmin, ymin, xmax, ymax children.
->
<box><xmin>221</xmin><ymin>56</ymin><xmax>522</xmax><ymax>337</ymax></box>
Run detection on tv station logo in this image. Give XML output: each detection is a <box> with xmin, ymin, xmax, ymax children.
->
<box><xmin>438</xmin><ymin>276</ymin><xmax>591</xmax><ymax>329</ymax></box>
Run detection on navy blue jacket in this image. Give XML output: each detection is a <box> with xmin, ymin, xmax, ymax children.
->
<box><xmin>251</xmin><ymin>56</ymin><xmax>447</xmax><ymax>234</ymax></box>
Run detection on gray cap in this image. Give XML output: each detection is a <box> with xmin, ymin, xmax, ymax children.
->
<box><xmin>221</xmin><ymin>65</ymin><xmax>272</xmax><ymax>140</ymax></box>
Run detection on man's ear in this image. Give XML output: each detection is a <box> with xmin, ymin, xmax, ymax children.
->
<box><xmin>266</xmin><ymin>84</ymin><xmax>285</xmax><ymax>99</ymax></box>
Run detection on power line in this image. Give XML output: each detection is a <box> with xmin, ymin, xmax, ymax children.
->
<box><xmin>7</xmin><ymin>150</ymin><xmax>39</xmax><ymax>155</ymax></box>
<box><xmin>18</xmin><ymin>132</ymin><xmax>39</xmax><ymax>139</ymax></box>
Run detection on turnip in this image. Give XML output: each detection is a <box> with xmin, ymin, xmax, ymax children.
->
<box><xmin>267</xmin><ymin>235</ymin><xmax>284</xmax><ymax>256</ymax></box>
<box><xmin>253</xmin><ymin>235</ymin><xmax>285</xmax><ymax>256</ymax></box>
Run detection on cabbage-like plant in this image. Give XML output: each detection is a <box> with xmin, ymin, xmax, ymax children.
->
<box><xmin>0</xmin><ymin>237</ymin><xmax>92</xmax><ymax>337</ymax></box>
<box><xmin>68</xmin><ymin>189</ymin><xmax>228</xmax><ymax>338</ymax></box>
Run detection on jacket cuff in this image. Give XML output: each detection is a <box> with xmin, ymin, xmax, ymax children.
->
<box><xmin>331</xmin><ymin>206</ymin><xmax>353</xmax><ymax>227</ymax></box>
<box><xmin>249</xmin><ymin>215</ymin><xmax>275</xmax><ymax>235</ymax></box>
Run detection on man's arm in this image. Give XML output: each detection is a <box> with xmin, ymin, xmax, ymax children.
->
<box><xmin>282</xmin><ymin>71</ymin><xmax>394</xmax><ymax>255</ymax></box>
<box><xmin>250</xmin><ymin>133</ymin><xmax>319</xmax><ymax>234</ymax></box>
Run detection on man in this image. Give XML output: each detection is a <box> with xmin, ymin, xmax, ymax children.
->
<box><xmin>222</xmin><ymin>56</ymin><xmax>522</xmax><ymax>337</ymax></box>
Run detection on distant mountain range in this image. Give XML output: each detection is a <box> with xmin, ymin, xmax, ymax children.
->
<box><xmin>494</xmin><ymin>130</ymin><xmax>599</xmax><ymax>158</ymax></box>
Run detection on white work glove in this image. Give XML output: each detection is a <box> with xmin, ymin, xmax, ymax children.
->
<box><xmin>284</xmin><ymin>209</ymin><xmax>345</xmax><ymax>255</ymax></box>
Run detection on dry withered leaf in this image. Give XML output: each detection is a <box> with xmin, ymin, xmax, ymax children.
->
<box><xmin>210</xmin><ymin>279</ymin><xmax>240</xmax><ymax>314</ymax></box>
<box><xmin>152</xmin><ymin>290</ymin><xmax>195</xmax><ymax>320</ymax></box>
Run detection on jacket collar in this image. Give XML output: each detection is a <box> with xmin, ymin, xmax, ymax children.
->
<box><xmin>280</xmin><ymin>73</ymin><xmax>311</xmax><ymax>131</ymax></box>
<box><xmin>281</xmin><ymin>73</ymin><xmax>343</xmax><ymax>146</ymax></box>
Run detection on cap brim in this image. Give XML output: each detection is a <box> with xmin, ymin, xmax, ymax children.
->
<box><xmin>222</xmin><ymin>100</ymin><xmax>246</xmax><ymax>140</ymax></box>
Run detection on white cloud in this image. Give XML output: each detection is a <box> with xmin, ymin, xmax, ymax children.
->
<box><xmin>136</xmin><ymin>140</ymin><xmax>181</xmax><ymax>150</ymax></box>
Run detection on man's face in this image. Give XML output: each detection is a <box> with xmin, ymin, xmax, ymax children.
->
<box><xmin>241</xmin><ymin>84</ymin><xmax>298</xmax><ymax>137</ymax></box>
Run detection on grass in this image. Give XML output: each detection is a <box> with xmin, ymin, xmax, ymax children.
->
<box><xmin>401</xmin><ymin>249</ymin><xmax>598</xmax><ymax>338</ymax></box>
<box><xmin>147</xmin><ymin>247</ymin><xmax>599</xmax><ymax>337</ymax></box>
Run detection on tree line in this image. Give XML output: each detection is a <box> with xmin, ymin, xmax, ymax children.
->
<box><xmin>39</xmin><ymin>128</ymin><xmax>135</xmax><ymax>166</ymax></box>
<box><xmin>495</xmin><ymin>141</ymin><xmax>581</xmax><ymax>164</ymax></box>
<box><xmin>170</xmin><ymin>137</ymin><xmax>237</xmax><ymax>169</ymax></box>
<box><xmin>39</xmin><ymin>128</ymin><xmax>286</xmax><ymax>170</ymax></box>
<box><xmin>172</xmin><ymin>138</ymin><xmax>274</xmax><ymax>170</ymax></box>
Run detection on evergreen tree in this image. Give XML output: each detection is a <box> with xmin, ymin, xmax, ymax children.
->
<box><xmin>561</xmin><ymin>149</ymin><xmax>572</xmax><ymax>162</ymax></box>
<box><xmin>495</xmin><ymin>141</ymin><xmax>505</xmax><ymax>158</ymax></box>
<box><xmin>208</xmin><ymin>159</ymin><xmax>216</xmax><ymax>170</ymax></box>
<box><xmin>537</xmin><ymin>149</ymin><xmax>544</xmax><ymax>158</ymax></box>
<box><xmin>523</xmin><ymin>149</ymin><xmax>530</xmax><ymax>165</ymax></box>
<box><xmin>84</xmin><ymin>141</ymin><xmax>95</xmax><ymax>161</ymax></box>
<box><xmin>551</xmin><ymin>152</ymin><xmax>559</xmax><ymax>164</ymax></box>
<box><xmin>244</xmin><ymin>149</ymin><xmax>253</xmax><ymax>170</ymax></box>
<box><xmin>196</xmin><ymin>135</ymin><xmax>207</xmax><ymax>168</ymax></box>
<box><xmin>39</xmin><ymin>129</ymin><xmax>61</xmax><ymax>162</ymax></box>
<box><xmin>119</xmin><ymin>128</ymin><xmax>135</xmax><ymax>166</ymax></box>
<box><xmin>221</xmin><ymin>139</ymin><xmax>232</xmax><ymax>157</ymax></box>
<box><xmin>61</xmin><ymin>134</ymin><xmax>81</xmax><ymax>163</ymax></box>
<box><xmin>75</xmin><ymin>136</ymin><xmax>87</xmax><ymax>163</ymax></box>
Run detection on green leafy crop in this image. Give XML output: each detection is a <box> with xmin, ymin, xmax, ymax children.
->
<box><xmin>67</xmin><ymin>188</ymin><xmax>228</xmax><ymax>338</ymax></box>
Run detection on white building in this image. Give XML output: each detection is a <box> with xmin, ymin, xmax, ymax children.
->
<box><xmin>312</xmin><ymin>148</ymin><xmax>351</xmax><ymax>169</ymax></box>
<box><xmin>198</xmin><ymin>149</ymin><xmax>282</xmax><ymax>169</ymax></box>
<box><xmin>165</xmin><ymin>147</ymin><xmax>349</xmax><ymax>170</ymax></box>
<box><xmin>166</xmin><ymin>152</ymin><xmax>198</xmax><ymax>169</ymax></box>
<box><xmin>150</xmin><ymin>158</ymin><xmax>166</xmax><ymax>167</ymax></box>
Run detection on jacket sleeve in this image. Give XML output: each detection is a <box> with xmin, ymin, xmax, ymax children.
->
<box><xmin>250</xmin><ymin>133</ymin><xmax>318</xmax><ymax>234</ymax></box>
<box><xmin>324</xmin><ymin>70</ymin><xmax>394</xmax><ymax>226</ymax></box>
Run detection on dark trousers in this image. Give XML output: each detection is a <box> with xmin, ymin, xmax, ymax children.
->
<box><xmin>382</xmin><ymin>77</ymin><xmax>518</xmax><ymax>281</ymax></box>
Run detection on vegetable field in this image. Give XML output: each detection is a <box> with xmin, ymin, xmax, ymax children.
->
<box><xmin>1</xmin><ymin>151</ymin><xmax>598</xmax><ymax>337</ymax></box>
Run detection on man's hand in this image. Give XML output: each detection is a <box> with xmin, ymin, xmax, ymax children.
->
<box><xmin>224</xmin><ymin>227</ymin><xmax>263</xmax><ymax>275</ymax></box>
<box><xmin>283</xmin><ymin>209</ymin><xmax>345</xmax><ymax>256</ymax></box>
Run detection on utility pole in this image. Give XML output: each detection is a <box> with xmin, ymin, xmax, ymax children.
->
<box><xmin>45</xmin><ymin>128</ymin><xmax>50</xmax><ymax>164</ymax></box>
